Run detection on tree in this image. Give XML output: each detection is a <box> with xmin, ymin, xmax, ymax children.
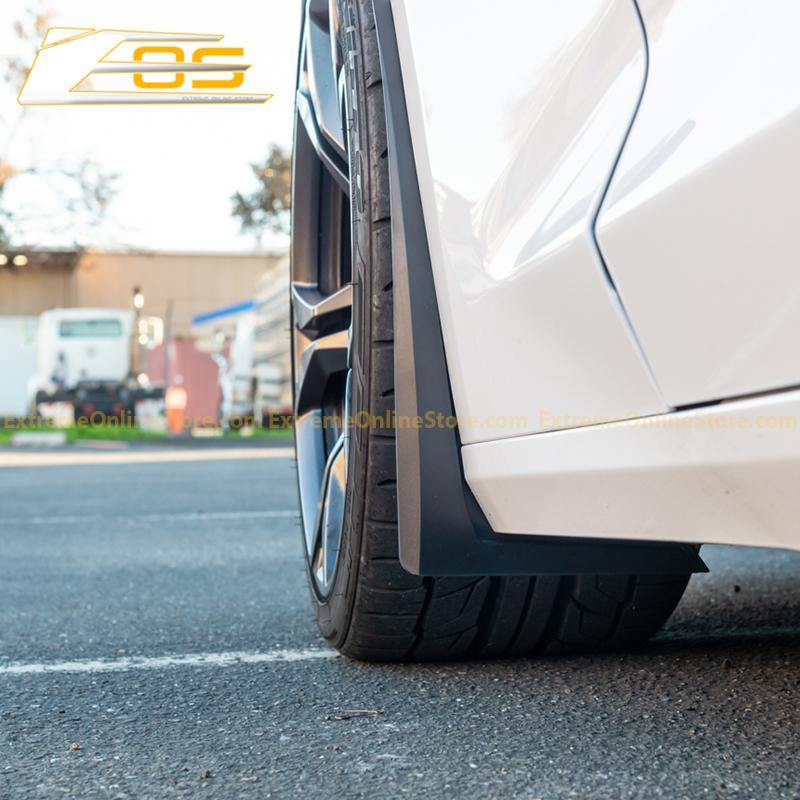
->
<box><xmin>231</xmin><ymin>144</ymin><xmax>291</xmax><ymax>242</ymax></box>
<box><xmin>0</xmin><ymin>3</ymin><xmax>117</xmax><ymax>248</ymax></box>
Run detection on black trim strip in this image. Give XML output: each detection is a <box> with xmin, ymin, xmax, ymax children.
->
<box><xmin>372</xmin><ymin>0</ymin><xmax>706</xmax><ymax>577</ymax></box>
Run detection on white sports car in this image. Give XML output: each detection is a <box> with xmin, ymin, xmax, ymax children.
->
<box><xmin>291</xmin><ymin>0</ymin><xmax>800</xmax><ymax>660</ymax></box>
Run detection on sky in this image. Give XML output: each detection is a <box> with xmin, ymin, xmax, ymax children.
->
<box><xmin>0</xmin><ymin>0</ymin><xmax>301</xmax><ymax>253</ymax></box>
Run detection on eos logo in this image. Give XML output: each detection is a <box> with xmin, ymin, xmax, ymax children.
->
<box><xmin>131</xmin><ymin>45</ymin><xmax>247</xmax><ymax>90</ymax></box>
<box><xmin>18</xmin><ymin>27</ymin><xmax>273</xmax><ymax>105</ymax></box>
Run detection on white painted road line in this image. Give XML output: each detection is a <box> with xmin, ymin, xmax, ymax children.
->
<box><xmin>0</xmin><ymin>447</ymin><xmax>295</xmax><ymax>468</ymax></box>
<box><xmin>0</xmin><ymin>510</ymin><xmax>299</xmax><ymax>526</ymax></box>
<box><xmin>0</xmin><ymin>648</ymin><xmax>339</xmax><ymax>676</ymax></box>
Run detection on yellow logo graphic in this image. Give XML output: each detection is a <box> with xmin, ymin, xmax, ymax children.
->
<box><xmin>18</xmin><ymin>27</ymin><xmax>272</xmax><ymax>105</ymax></box>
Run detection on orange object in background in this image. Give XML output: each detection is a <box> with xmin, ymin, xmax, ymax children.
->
<box><xmin>165</xmin><ymin>381</ymin><xmax>188</xmax><ymax>434</ymax></box>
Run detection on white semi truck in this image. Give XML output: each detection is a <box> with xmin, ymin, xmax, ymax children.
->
<box><xmin>27</xmin><ymin>308</ymin><xmax>163</xmax><ymax>423</ymax></box>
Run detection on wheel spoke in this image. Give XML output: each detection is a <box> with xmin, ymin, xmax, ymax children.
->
<box><xmin>310</xmin><ymin>434</ymin><xmax>347</xmax><ymax>589</ymax></box>
<box><xmin>327</xmin><ymin>0</ymin><xmax>343</xmax><ymax>80</ymax></box>
<box><xmin>294</xmin><ymin>328</ymin><xmax>349</xmax><ymax>415</ymax></box>
<box><xmin>295</xmin><ymin>410</ymin><xmax>327</xmax><ymax>554</ymax></box>
<box><xmin>292</xmin><ymin>283</ymin><xmax>352</xmax><ymax>339</ymax></box>
<box><xmin>304</xmin><ymin>0</ymin><xmax>346</xmax><ymax>159</ymax></box>
<box><xmin>297</xmin><ymin>0</ymin><xmax>350</xmax><ymax>194</ymax></box>
<box><xmin>296</xmin><ymin>90</ymin><xmax>350</xmax><ymax>195</ymax></box>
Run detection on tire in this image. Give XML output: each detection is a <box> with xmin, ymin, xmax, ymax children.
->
<box><xmin>295</xmin><ymin>0</ymin><xmax>691</xmax><ymax>661</ymax></box>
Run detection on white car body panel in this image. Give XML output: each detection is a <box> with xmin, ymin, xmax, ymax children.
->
<box><xmin>392</xmin><ymin>0</ymin><xmax>667</xmax><ymax>445</ymax></box>
<box><xmin>597</xmin><ymin>0</ymin><xmax>800</xmax><ymax>407</ymax></box>
<box><xmin>463</xmin><ymin>388</ymin><xmax>800</xmax><ymax>552</ymax></box>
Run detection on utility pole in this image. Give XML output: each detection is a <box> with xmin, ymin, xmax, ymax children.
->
<box><xmin>131</xmin><ymin>286</ymin><xmax>144</xmax><ymax>379</ymax></box>
<box><xmin>163</xmin><ymin>298</ymin><xmax>174</xmax><ymax>387</ymax></box>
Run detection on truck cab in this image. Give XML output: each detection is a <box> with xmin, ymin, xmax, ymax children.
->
<box><xmin>28</xmin><ymin>308</ymin><xmax>151</xmax><ymax>422</ymax></box>
<box><xmin>34</xmin><ymin>309</ymin><xmax>131</xmax><ymax>391</ymax></box>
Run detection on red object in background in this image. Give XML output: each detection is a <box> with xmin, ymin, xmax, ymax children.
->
<box><xmin>146</xmin><ymin>338</ymin><xmax>220</xmax><ymax>427</ymax></box>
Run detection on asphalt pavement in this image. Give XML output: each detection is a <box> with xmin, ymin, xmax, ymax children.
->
<box><xmin>1</xmin><ymin>446</ymin><xmax>799</xmax><ymax>799</ymax></box>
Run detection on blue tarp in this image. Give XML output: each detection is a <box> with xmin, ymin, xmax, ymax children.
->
<box><xmin>191</xmin><ymin>300</ymin><xmax>256</xmax><ymax>325</ymax></box>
